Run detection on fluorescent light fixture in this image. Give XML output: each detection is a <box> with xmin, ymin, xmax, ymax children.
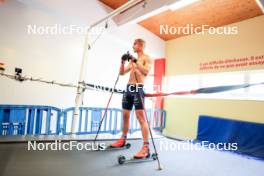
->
<box><xmin>255</xmin><ymin>0</ymin><xmax>264</xmax><ymax>13</ymax></box>
<box><xmin>169</xmin><ymin>0</ymin><xmax>200</xmax><ymax>11</ymax></box>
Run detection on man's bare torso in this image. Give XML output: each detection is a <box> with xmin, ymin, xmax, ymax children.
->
<box><xmin>128</xmin><ymin>54</ymin><xmax>151</xmax><ymax>84</ymax></box>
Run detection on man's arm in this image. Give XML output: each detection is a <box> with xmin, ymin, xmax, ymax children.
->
<box><xmin>135</xmin><ymin>56</ymin><xmax>152</xmax><ymax>76</ymax></box>
<box><xmin>119</xmin><ymin>62</ymin><xmax>131</xmax><ymax>75</ymax></box>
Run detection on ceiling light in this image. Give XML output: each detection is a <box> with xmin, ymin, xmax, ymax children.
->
<box><xmin>255</xmin><ymin>0</ymin><xmax>264</xmax><ymax>13</ymax></box>
<box><xmin>169</xmin><ymin>0</ymin><xmax>200</xmax><ymax>11</ymax></box>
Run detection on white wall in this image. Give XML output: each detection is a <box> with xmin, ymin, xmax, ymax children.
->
<box><xmin>0</xmin><ymin>0</ymin><xmax>165</xmax><ymax>109</ymax></box>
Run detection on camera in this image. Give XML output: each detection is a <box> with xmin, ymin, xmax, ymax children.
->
<box><xmin>15</xmin><ymin>67</ymin><xmax>24</xmax><ymax>81</ymax></box>
<box><xmin>15</xmin><ymin>68</ymin><xmax>22</xmax><ymax>76</ymax></box>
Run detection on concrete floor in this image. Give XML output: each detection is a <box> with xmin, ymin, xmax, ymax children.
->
<box><xmin>0</xmin><ymin>138</ymin><xmax>263</xmax><ymax>176</ymax></box>
<box><xmin>0</xmin><ymin>131</ymin><xmax>161</xmax><ymax>143</ymax></box>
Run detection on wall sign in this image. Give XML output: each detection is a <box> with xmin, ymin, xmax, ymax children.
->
<box><xmin>200</xmin><ymin>55</ymin><xmax>264</xmax><ymax>71</ymax></box>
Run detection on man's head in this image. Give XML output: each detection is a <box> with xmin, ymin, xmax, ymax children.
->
<box><xmin>133</xmin><ymin>38</ymin><xmax>145</xmax><ymax>53</ymax></box>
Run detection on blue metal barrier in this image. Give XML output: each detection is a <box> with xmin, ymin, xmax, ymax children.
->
<box><xmin>153</xmin><ymin>109</ymin><xmax>166</xmax><ymax>132</ymax></box>
<box><xmin>0</xmin><ymin>105</ymin><xmax>166</xmax><ymax>136</ymax></box>
<box><xmin>62</xmin><ymin>107</ymin><xmax>124</xmax><ymax>135</ymax></box>
<box><xmin>0</xmin><ymin>105</ymin><xmax>61</xmax><ymax>135</ymax></box>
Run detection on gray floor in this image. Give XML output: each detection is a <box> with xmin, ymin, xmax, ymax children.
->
<box><xmin>0</xmin><ymin>138</ymin><xmax>263</xmax><ymax>176</ymax></box>
<box><xmin>0</xmin><ymin>131</ymin><xmax>161</xmax><ymax>143</ymax></box>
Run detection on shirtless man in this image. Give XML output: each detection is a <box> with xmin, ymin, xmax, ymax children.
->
<box><xmin>110</xmin><ymin>39</ymin><xmax>152</xmax><ymax>159</ymax></box>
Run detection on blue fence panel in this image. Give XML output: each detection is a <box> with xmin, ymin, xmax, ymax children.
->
<box><xmin>62</xmin><ymin>107</ymin><xmax>124</xmax><ymax>135</ymax></box>
<box><xmin>153</xmin><ymin>109</ymin><xmax>166</xmax><ymax>132</ymax></box>
<box><xmin>0</xmin><ymin>105</ymin><xmax>61</xmax><ymax>135</ymax></box>
<box><xmin>0</xmin><ymin>105</ymin><xmax>166</xmax><ymax>136</ymax></box>
<box><xmin>61</xmin><ymin>107</ymin><xmax>167</xmax><ymax>135</ymax></box>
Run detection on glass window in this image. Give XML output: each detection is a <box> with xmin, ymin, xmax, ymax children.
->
<box><xmin>165</xmin><ymin>75</ymin><xmax>200</xmax><ymax>93</ymax></box>
<box><xmin>249</xmin><ymin>71</ymin><xmax>264</xmax><ymax>94</ymax></box>
<box><xmin>201</xmin><ymin>72</ymin><xmax>245</xmax><ymax>94</ymax></box>
<box><xmin>163</xmin><ymin>70</ymin><xmax>264</xmax><ymax>101</ymax></box>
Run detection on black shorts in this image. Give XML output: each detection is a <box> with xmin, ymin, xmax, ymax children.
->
<box><xmin>122</xmin><ymin>84</ymin><xmax>145</xmax><ymax>110</ymax></box>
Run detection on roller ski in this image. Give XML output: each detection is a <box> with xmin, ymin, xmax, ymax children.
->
<box><xmin>98</xmin><ymin>138</ymin><xmax>131</xmax><ymax>151</ymax></box>
<box><xmin>118</xmin><ymin>144</ymin><xmax>157</xmax><ymax>164</ymax></box>
<box><xmin>118</xmin><ymin>153</ymin><xmax>158</xmax><ymax>165</ymax></box>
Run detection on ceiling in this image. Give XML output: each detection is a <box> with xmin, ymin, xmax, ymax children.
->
<box><xmin>100</xmin><ymin>0</ymin><xmax>264</xmax><ymax>41</ymax></box>
<box><xmin>100</xmin><ymin>0</ymin><xmax>129</xmax><ymax>9</ymax></box>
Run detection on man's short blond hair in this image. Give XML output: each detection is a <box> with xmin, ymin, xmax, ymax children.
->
<box><xmin>134</xmin><ymin>38</ymin><xmax>146</xmax><ymax>48</ymax></box>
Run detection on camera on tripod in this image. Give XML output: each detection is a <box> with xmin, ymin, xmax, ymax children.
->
<box><xmin>15</xmin><ymin>68</ymin><xmax>24</xmax><ymax>81</ymax></box>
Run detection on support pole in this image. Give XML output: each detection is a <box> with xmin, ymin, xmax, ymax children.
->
<box><xmin>71</xmin><ymin>0</ymin><xmax>144</xmax><ymax>134</ymax></box>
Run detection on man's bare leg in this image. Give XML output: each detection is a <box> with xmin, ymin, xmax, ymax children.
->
<box><xmin>134</xmin><ymin>109</ymin><xmax>150</xmax><ymax>158</ymax></box>
<box><xmin>122</xmin><ymin>109</ymin><xmax>131</xmax><ymax>137</ymax></box>
<box><xmin>110</xmin><ymin>109</ymin><xmax>130</xmax><ymax>147</ymax></box>
<box><xmin>135</xmin><ymin>110</ymin><xmax>149</xmax><ymax>141</ymax></box>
